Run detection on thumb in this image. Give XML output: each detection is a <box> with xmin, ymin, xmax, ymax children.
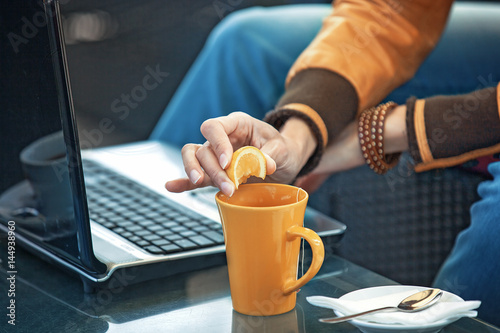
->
<box><xmin>261</xmin><ymin>151</ymin><xmax>277</xmax><ymax>176</ymax></box>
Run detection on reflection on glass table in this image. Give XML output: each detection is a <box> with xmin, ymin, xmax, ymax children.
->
<box><xmin>1</xmin><ymin>237</ymin><xmax>499</xmax><ymax>333</ymax></box>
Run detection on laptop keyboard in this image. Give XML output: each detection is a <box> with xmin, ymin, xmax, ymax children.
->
<box><xmin>82</xmin><ymin>160</ymin><xmax>225</xmax><ymax>255</ymax></box>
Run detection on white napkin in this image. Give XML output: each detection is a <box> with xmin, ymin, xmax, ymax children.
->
<box><xmin>307</xmin><ymin>288</ymin><xmax>481</xmax><ymax>325</ymax></box>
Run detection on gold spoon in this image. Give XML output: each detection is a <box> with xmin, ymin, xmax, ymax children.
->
<box><xmin>319</xmin><ymin>288</ymin><xmax>443</xmax><ymax>324</ymax></box>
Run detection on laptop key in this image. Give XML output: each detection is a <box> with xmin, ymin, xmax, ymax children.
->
<box><xmin>128</xmin><ymin>235</ymin><xmax>142</xmax><ymax>242</ymax></box>
<box><xmin>107</xmin><ymin>215</ymin><xmax>125</xmax><ymax>223</ymax></box>
<box><xmin>121</xmin><ymin>231</ymin><xmax>134</xmax><ymax>238</ymax></box>
<box><xmin>165</xmin><ymin>234</ymin><xmax>182</xmax><ymax>241</ymax></box>
<box><xmin>138</xmin><ymin>221</ymin><xmax>155</xmax><ymax>227</ymax></box>
<box><xmin>148</xmin><ymin>202</ymin><xmax>164</xmax><ymax>209</ymax></box>
<box><xmin>135</xmin><ymin>229</ymin><xmax>152</xmax><ymax>237</ymax></box>
<box><xmin>136</xmin><ymin>239</ymin><xmax>150</xmax><ymax>247</ymax></box>
<box><xmin>113</xmin><ymin>206</ymin><xmax>128</xmax><ymax>213</ymax></box>
<box><xmin>151</xmin><ymin>239</ymin><xmax>171</xmax><ymax>247</ymax></box>
<box><xmin>146</xmin><ymin>224</ymin><xmax>164</xmax><ymax>231</ymax></box>
<box><xmin>115</xmin><ymin>221</ymin><xmax>135</xmax><ymax>228</ymax></box>
<box><xmin>143</xmin><ymin>234</ymin><xmax>162</xmax><ymax>242</ymax></box>
<box><xmin>101</xmin><ymin>222</ymin><xmax>116</xmax><ymax>229</ymax></box>
<box><xmin>113</xmin><ymin>227</ymin><xmax>126</xmax><ymax>234</ymax></box>
<box><xmin>204</xmin><ymin>231</ymin><xmax>225</xmax><ymax>244</ymax></box>
<box><xmin>163</xmin><ymin>221</ymin><xmax>178</xmax><ymax>228</ymax></box>
<box><xmin>180</xmin><ymin>231</ymin><xmax>197</xmax><ymax>237</ymax></box>
<box><xmin>184</xmin><ymin>221</ymin><xmax>202</xmax><ymax>228</ymax></box>
<box><xmin>189</xmin><ymin>235</ymin><xmax>215</xmax><ymax>247</ymax></box>
<box><xmin>127</xmin><ymin>225</ymin><xmax>144</xmax><ymax>232</ymax></box>
<box><xmin>99</xmin><ymin>211</ymin><xmax>117</xmax><ymax>219</ymax></box>
<box><xmin>127</xmin><ymin>214</ymin><xmax>146</xmax><ymax>222</ymax></box>
<box><xmin>208</xmin><ymin>223</ymin><xmax>222</xmax><ymax>230</ymax></box>
<box><xmin>161</xmin><ymin>244</ymin><xmax>181</xmax><ymax>253</ymax></box>
<box><xmin>174</xmin><ymin>216</ymin><xmax>191</xmax><ymax>224</ymax></box>
<box><xmin>165</xmin><ymin>212</ymin><xmax>182</xmax><ymax>219</ymax></box>
<box><xmin>173</xmin><ymin>239</ymin><xmax>197</xmax><ymax>250</ymax></box>
<box><xmin>145</xmin><ymin>212</ymin><xmax>162</xmax><ymax>219</ymax></box>
<box><xmin>157</xmin><ymin>229</ymin><xmax>174</xmax><ymax>236</ymax></box>
<box><xmin>144</xmin><ymin>245</ymin><xmax>164</xmax><ymax>254</ymax></box>
<box><xmin>192</xmin><ymin>226</ymin><xmax>209</xmax><ymax>233</ymax></box>
<box><xmin>172</xmin><ymin>226</ymin><xmax>188</xmax><ymax>233</ymax></box>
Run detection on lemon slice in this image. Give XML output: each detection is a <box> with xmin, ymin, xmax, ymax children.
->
<box><xmin>226</xmin><ymin>146</ymin><xmax>266</xmax><ymax>189</ymax></box>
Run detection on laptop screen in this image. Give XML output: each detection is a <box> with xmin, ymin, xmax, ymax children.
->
<box><xmin>0</xmin><ymin>0</ymin><xmax>105</xmax><ymax>275</ymax></box>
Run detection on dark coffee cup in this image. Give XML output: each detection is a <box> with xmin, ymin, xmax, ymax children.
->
<box><xmin>19</xmin><ymin>131</ymin><xmax>73</xmax><ymax>217</ymax></box>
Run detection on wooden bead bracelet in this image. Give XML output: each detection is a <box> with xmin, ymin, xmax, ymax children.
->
<box><xmin>358</xmin><ymin>102</ymin><xmax>401</xmax><ymax>175</ymax></box>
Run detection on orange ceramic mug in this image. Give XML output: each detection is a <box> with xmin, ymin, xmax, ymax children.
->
<box><xmin>215</xmin><ymin>183</ymin><xmax>325</xmax><ymax>316</ymax></box>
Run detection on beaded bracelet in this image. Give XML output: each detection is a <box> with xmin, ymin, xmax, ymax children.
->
<box><xmin>358</xmin><ymin>102</ymin><xmax>401</xmax><ymax>175</ymax></box>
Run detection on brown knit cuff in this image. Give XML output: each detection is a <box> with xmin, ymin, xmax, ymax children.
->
<box><xmin>277</xmin><ymin>68</ymin><xmax>359</xmax><ymax>144</ymax></box>
<box><xmin>264</xmin><ymin>107</ymin><xmax>325</xmax><ymax>177</ymax></box>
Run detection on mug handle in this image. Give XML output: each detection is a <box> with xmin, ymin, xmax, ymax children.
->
<box><xmin>282</xmin><ymin>225</ymin><xmax>325</xmax><ymax>295</ymax></box>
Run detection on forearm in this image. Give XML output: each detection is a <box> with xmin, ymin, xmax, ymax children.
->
<box><xmin>384</xmin><ymin>104</ymin><xmax>409</xmax><ymax>154</ymax></box>
<box><xmin>297</xmin><ymin>84</ymin><xmax>500</xmax><ymax>183</ymax></box>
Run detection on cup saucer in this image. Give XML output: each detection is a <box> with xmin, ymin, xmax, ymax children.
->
<box><xmin>333</xmin><ymin>285</ymin><xmax>464</xmax><ymax>333</ymax></box>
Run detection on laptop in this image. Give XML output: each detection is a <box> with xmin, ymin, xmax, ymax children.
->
<box><xmin>0</xmin><ymin>0</ymin><xmax>345</xmax><ymax>292</ymax></box>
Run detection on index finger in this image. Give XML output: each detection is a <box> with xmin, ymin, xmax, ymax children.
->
<box><xmin>199</xmin><ymin>115</ymin><xmax>239</xmax><ymax>170</ymax></box>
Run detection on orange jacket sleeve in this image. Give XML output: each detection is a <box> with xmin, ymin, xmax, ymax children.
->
<box><xmin>266</xmin><ymin>0</ymin><xmax>454</xmax><ymax>151</ymax></box>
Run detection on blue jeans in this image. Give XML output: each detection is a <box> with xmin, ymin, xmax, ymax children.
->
<box><xmin>151</xmin><ymin>4</ymin><xmax>332</xmax><ymax>146</ymax></box>
<box><xmin>433</xmin><ymin>161</ymin><xmax>500</xmax><ymax>326</ymax></box>
<box><xmin>151</xmin><ymin>2</ymin><xmax>500</xmax><ymax>325</ymax></box>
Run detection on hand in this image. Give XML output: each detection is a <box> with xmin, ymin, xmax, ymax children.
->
<box><xmin>296</xmin><ymin>104</ymin><xmax>408</xmax><ymax>193</ymax></box>
<box><xmin>295</xmin><ymin>122</ymin><xmax>364</xmax><ymax>193</ymax></box>
<box><xmin>166</xmin><ymin>112</ymin><xmax>317</xmax><ymax>196</ymax></box>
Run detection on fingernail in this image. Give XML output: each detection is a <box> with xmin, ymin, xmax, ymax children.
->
<box><xmin>189</xmin><ymin>170</ymin><xmax>202</xmax><ymax>184</ymax></box>
<box><xmin>219</xmin><ymin>153</ymin><xmax>229</xmax><ymax>169</ymax></box>
<box><xmin>221</xmin><ymin>181</ymin><xmax>234</xmax><ymax>197</ymax></box>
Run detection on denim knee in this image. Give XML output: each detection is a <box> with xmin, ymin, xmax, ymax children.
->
<box><xmin>205</xmin><ymin>7</ymin><xmax>269</xmax><ymax>54</ymax></box>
